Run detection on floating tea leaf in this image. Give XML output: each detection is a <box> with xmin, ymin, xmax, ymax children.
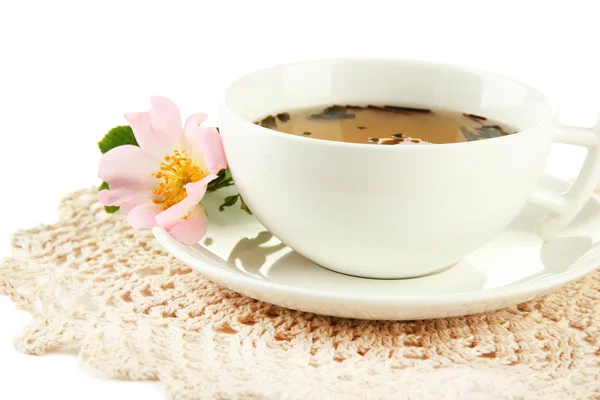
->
<box><xmin>367</xmin><ymin>104</ymin><xmax>390</xmax><ymax>112</ymax></box>
<box><xmin>310</xmin><ymin>105</ymin><xmax>355</xmax><ymax>120</ymax></box>
<box><xmin>463</xmin><ymin>113</ymin><xmax>487</xmax><ymax>124</ymax></box>
<box><xmin>276</xmin><ymin>112</ymin><xmax>290</xmax><ymax>122</ymax></box>
<box><xmin>384</xmin><ymin>105</ymin><xmax>431</xmax><ymax>113</ymax></box>
<box><xmin>258</xmin><ymin>115</ymin><xmax>277</xmax><ymax>129</ymax></box>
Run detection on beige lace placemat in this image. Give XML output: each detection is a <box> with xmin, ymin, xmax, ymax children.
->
<box><xmin>1</xmin><ymin>188</ymin><xmax>600</xmax><ymax>400</ymax></box>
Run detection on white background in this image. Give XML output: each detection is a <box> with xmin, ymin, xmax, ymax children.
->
<box><xmin>1</xmin><ymin>0</ymin><xmax>599</xmax><ymax>398</ymax></box>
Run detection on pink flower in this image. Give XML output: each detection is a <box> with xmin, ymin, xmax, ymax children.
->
<box><xmin>98</xmin><ymin>97</ymin><xmax>227</xmax><ymax>245</ymax></box>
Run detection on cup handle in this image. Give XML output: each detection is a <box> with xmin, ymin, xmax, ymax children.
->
<box><xmin>529</xmin><ymin>114</ymin><xmax>600</xmax><ymax>240</ymax></box>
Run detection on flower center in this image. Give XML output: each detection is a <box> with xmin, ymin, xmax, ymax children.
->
<box><xmin>151</xmin><ymin>148</ymin><xmax>204</xmax><ymax>210</ymax></box>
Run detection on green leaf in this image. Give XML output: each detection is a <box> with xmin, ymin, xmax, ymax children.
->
<box><xmin>104</xmin><ymin>205</ymin><xmax>120</xmax><ymax>214</ymax></box>
<box><xmin>219</xmin><ymin>194</ymin><xmax>239</xmax><ymax>212</ymax></box>
<box><xmin>207</xmin><ymin>168</ymin><xmax>234</xmax><ymax>193</ymax></box>
<box><xmin>98</xmin><ymin>125</ymin><xmax>139</xmax><ymax>154</ymax></box>
<box><xmin>204</xmin><ymin>129</ymin><xmax>235</xmax><ymax>193</ymax></box>
<box><xmin>98</xmin><ymin>181</ymin><xmax>120</xmax><ymax>214</ymax></box>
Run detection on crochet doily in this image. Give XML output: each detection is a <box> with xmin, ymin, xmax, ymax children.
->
<box><xmin>1</xmin><ymin>188</ymin><xmax>599</xmax><ymax>400</ymax></box>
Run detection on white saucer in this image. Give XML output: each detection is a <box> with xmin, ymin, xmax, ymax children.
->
<box><xmin>153</xmin><ymin>175</ymin><xmax>600</xmax><ymax>320</ymax></box>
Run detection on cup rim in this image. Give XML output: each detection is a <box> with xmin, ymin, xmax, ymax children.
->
<box><xmin>219</xmin><ymin>57</ymin><xmax>559</xmax><ymax>150</ymax></box>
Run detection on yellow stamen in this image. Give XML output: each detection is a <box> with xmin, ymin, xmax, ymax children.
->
<box><xmin>151</xmin><ymin>148</ymin><xmax>204</xmax><ymax>210</ymax></box>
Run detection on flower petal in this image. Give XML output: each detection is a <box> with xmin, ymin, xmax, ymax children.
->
<box><xmin>118</xmin><ymin>202</ymin><xmax>140</xmax><ymax>214</ymax></box>
<box><xmin>124</xmin><ymin>111</ymin><xmax>170</xmax><ymax>155</ymax></box>
<box><xmin>184</xmin><ymin>114</ymin><xmax>227</xmax><ymax>174</ymax></box>
<box><xmin>185</xmin><ymin>112</ymin><xmax>208</xmax><ymax>127</ymax></box>
<box><xmin>155</xmin><ymin>174</ymin><xmax>217</xmax><ymax>229</ymax></box>
<box><xmin>123</xmin><ymin>97</ymin><xmax>184</xmax><ymax>156</ymax></box>
<box><xmin>127</xmin><ymin>203</ymin><xmax>162</xmax><ymax>229</ymax></box>
<box><xmin>98</xmin><ymin>145</ymin><xmax>157</xmax><ymax>188</ymax></box>
<box><xmin>149</xmin><ymin>96</ymin><xmax>183</xmax><ymax>142</ymax></box>
<box><xmin>167</xmin><ymin>205</ymin><xmax>208</xmax><ymax>245</ymax></box>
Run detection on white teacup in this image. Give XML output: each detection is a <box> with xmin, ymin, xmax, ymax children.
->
<box><xmin>218</xmin><ymin>58</ymin><xmax>600</xmax><ymax>279</ymax></box>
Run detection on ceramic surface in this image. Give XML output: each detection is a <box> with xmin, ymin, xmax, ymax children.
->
<box><xmin>218</xmin><ymin>58</ymin><xmax>600</xmax><ymax>278</ymax></box>
<box><xmin>154</xmin><ymin>175</ymin><xmax>600</xmax><ymax>320</ymax></box>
